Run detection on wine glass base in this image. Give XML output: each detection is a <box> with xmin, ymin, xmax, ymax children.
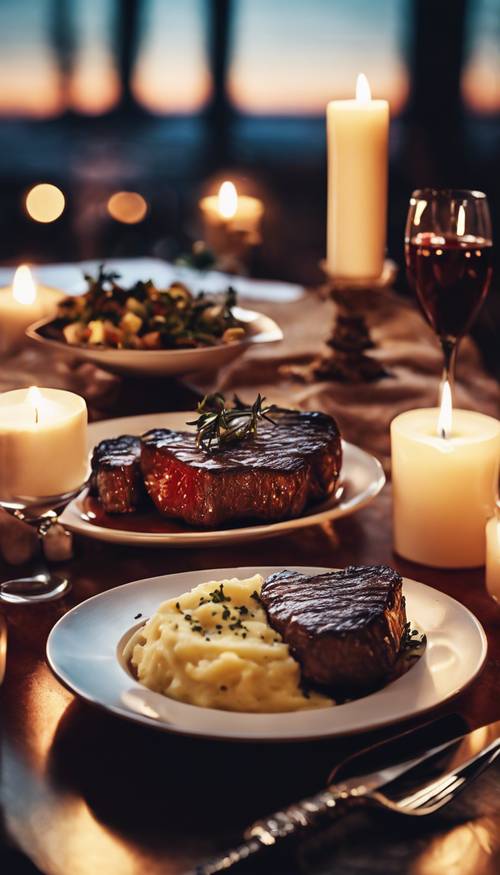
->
<box><xmin>0</xmin><ymin>573</ymin><xmax>71</xmax><ymax>604</ymax></box>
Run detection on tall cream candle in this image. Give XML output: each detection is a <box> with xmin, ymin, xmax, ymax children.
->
<box><xmin>391</xmin><ymin>407</ymin><xmax>500</xmax><ymax>568</ymax></box>
<box><xmin>326</xmin><ymin>74</ymin><xmax>389</xmax><ymax>280</ymax></box>
<box><xmin>0</xmin><ymin>387</ymin><xmax>88</xmax><ymax>501</ymax></box>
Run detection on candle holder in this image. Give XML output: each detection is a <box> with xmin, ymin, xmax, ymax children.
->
<box><xmin>311</xmin><ymin>259</ymin><xmax>397</xmax><ymax>383</ymax></box>
<box><xmin>0</xmin><ymin>483</ymin><xmax>84</xmax><ymax>604</ymax></box>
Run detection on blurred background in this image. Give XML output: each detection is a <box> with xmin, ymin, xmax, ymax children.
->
<box><xmin>0</xmin><ymin>0</ymin><xmax>498</xmax><ymax>373</ymax></box>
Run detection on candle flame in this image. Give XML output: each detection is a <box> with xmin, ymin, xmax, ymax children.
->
<box><xmin>356</xmin><ymin>73</ymin><xmax>372</xmax><ymax>103</ymax></box>
<box><xmin>12</xmin><ymin>265</ymin><xmax>37</xmax><ymax>305</ymax></box>
<box><xmin>27</xmin><ymin>385</ymin><xmax>42</xmax><ymax>425</ymax></box>
<box><xmin>457</xmin><ymin>204</ymin><xmax>466</xmax><ymax>236</ymax></box>
<box><xmin>437</xmin><ymin>380</ymin><xmax>453</xmax><ymax>439</ymax></box>
<box><xmin>217</xmin><ymin>181</ymin><xmax>238</xmax><ymax>220</ymax></box>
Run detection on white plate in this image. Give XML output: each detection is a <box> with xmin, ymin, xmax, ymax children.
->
<box><xmin>26</xmin><ymin>305</ymin><xmax>282</xmax><ymax>377</ymax></box>
<box><xmin>46</xmin><ymin>565</ymin><xmax>488</xmax><ymax>742</ymax></box>
<box><xmin>60</xmin><ymin>411</ymin><xmax>385</xmax><ymax>547</ymax></box>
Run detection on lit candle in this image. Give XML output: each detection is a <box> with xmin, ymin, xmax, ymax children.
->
<box><xmin>0</xmin><ymin>387</ymin><xmax>88</xmax><ymax>501</ymax></box>
<box><xmin>0</xmin><ymin>266</ymin><xmax>63</xmax><ymax>355</ymax></box>
<box><xmin>486</xmin><ymin>514</ymin><xmax>500</xmax><ymax>602</ymax></box>
<box><xmin>391</xmin><ymin>392</ymin><xmax>500</xmax><ymax>568</ymax></box>
<box><xmin>200</xmin><ymin>182</ymin><xmax>264</xmax><ymax>237</ymax></box>
<box><xmin>199</xmin><ymin>182</ymin><xmax>264</xmax><ymax>270</ymax></box>
<box><xmin>326</xmin><ymin>73</ymin><xmax>389</xmax><ymax>280</ymax></box>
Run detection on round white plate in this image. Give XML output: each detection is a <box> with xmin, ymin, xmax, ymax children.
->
<box><xmin>60</xmin><ymin>412</ymin><xmax>385</xmax><ymax>547</ymax></box>
<box><xmin>26</xmin><ymin>305</ymin><xmax>282</xmax><ymax>377</ymax></box>
<box><xmin>46</xmin><ymin>566</ymin><xmax>487</xmax><ymax>742</ymax></box>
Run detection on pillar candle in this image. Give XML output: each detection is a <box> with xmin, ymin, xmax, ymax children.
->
<box><xmin>326</xmin><ymin>74</ymin><xmax>389</xmax><ymax>280</ymax></box>
<box><xmin>0</xmin><ymin>387</ymin><xmax>88</xmax><ymax>501</ymax></box>
<box><xmin>486</xmin><ymin>515</ymin><xmax>500</xmax><ymax>602</ymax></box>
<box><xmin>391</xmin><ymin>408</ymin><xmax>500</xmax><ymax>568</ymax></box>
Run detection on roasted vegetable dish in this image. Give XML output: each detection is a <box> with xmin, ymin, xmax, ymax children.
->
<box><xmin>54</xmin><ymin>267</ymin><xmax>246</xmax><ymax>350</ymax></box>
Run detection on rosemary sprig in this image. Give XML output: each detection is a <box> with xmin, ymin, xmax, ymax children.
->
<box><xmin>187</xmin><ymin>393</ymin><xmax>276</xmax><ymax>452</ymax></box>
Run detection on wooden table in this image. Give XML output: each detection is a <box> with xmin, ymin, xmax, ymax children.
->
<box><xmin>1</xmin><ymin>393</ymin><xmax>500</xmax><ymax>875</ymax></box>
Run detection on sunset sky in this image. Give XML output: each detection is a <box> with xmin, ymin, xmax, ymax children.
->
<box><xmin>0</xmin><ymin>0</ymin><xmax>496</xmax><ymax>118</ymax></box>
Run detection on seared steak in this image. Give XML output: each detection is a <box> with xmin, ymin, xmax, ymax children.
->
<box><xmin>89</xmin><ymin>435</ymin><xmax>144</xmax><ymax>514</ymax></box>
<box><xmin>260</xmin><ymin>566</ymin><xmax>406</xmax><ymax>693</ymax></box>
<box><xmin>140</xmin><ymin>410</ymin><xmax>341</xmax><ymax>527</ymax></box>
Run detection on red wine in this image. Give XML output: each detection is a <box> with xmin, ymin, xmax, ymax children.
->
<box><xmin>406</xmin><ymin>233</ymin><xmax>493</xmax><ymax>340</ymax></box>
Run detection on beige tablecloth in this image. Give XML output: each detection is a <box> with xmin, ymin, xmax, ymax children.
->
<box><xmin>193</xmin><ymin>288</ymin><xmax>499</xmax><ymax>470</ymax></box>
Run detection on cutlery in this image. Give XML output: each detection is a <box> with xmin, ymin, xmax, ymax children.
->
<box><xmin>190</xmin><ymin>716</ymin><xmax>500</xmax><ymax>874</ymax></box>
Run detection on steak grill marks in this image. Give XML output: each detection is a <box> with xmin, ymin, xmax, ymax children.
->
<box><xmin>91</xmin><ymin>410</ymin><xmax>342</xmax><ymax>527</ymax></box>
<box><xmin>260</xmin><ymin>566</ymin><xmax>406</xmax><ymax>693</ymax></box>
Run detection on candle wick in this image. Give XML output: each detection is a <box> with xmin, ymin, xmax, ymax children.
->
<box><xmin>35</xmin><ymin>406</ymin><xmax>39</xmax><ymax>425</ymax></box>
<box><xmin>440</xmin><ymin>428</ymin><xmax>446</xmax><ymax>439</ymax></box>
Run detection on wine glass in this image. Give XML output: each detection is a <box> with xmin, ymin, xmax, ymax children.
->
<box><xmin>405</xmin><ymin>189</ymin><xmax>493</xmax><ymax>400</ymax></box>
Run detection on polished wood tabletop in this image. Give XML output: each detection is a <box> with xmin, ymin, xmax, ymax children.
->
<box><xmin>1</xmin><ymin>387</ymin><xmax>500</xmax><ymax>875</ymax></box>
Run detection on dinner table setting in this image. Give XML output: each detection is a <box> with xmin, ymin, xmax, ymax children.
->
<box><xmin>0</xmin><ymin>71</ymin><xmax>500</xmax><ymax>875</ymax></box>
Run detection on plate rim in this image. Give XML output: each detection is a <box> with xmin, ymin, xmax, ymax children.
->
<box><xmin>46</xmin><ymin>565</ymin><xmax>488</xmax><ymax>743</ymax></box>
<box><xmin>60</xmin><ymin>416</ymin><xmax>386</xmax><ymax>545</ymax></box>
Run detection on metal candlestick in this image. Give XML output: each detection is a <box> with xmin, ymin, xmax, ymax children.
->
<box><xmin>312</xmin><ymin>259</ymin><xmax>397</xmax><ymax>383</ymax></box>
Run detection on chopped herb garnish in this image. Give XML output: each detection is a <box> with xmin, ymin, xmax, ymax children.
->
<box><xmin>209</xmin><ymin>583</ymin><xmax>231</xmax><ymax>604</ymax></box>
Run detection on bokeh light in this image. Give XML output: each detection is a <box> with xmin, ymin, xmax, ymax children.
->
<box><xmin>25</xmin><ymin>184</ymin><xmax>65</xmax><ymax>223</ymax></box>
<box><xmin>107</xmin><ymin>191</ymin><xmax>148</xmax><ymax>224</ymax></box>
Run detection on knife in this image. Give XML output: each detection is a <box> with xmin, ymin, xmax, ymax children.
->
<box><xmin>189</xmin><ymin>715</ymin><xmax>500</xmax><ymax>874</ymax></box>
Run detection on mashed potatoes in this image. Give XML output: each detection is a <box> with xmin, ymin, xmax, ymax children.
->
<box><xmin>128</xmin><ymin>574</ymin><xmax>332</xmax><ymax>713</ymax></box>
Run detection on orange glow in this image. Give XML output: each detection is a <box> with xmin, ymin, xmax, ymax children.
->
<box><xmin>68</xmin><ymin>52</ymin><xmax>121</xmax><ymax>115</ymax></box>
<box><xmin>132</xmin><ymin>57</ymin><xmax>211</xmax><ymax>114</ymax></box>
<box><xmin>228</xmin><ymin>59</ymin><xmax>409</xmax><ymax>116</ymax></box>
<box><xmin>462</xmin><ymin>53</ymin><xmax>500</xmax><ymax>113</ymax></box>
<box><xmin>12</xmin><ymin>265</ymin><xmax>37</xmax><ymax>305</ymax></box>
<box><xmin>107</xmin><ymin>192</ymin><xmax>148</xmax><ymax>224</ymax></box>
<box><xmin>26</xmin><ymin>184</ymin><xmax>65</xmax><ymax>223</ymax></box>
<box><xmin>217</xmin><ymin>182</ymin><xmax>238</xmax><ymax>219</ymax></box>
<box><xmin>0</xmin><ymin>62</ymin><xmax>62</xmax><ymax>118</ymax></box>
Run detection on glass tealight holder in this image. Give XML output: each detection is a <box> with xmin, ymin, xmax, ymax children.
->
<box><xmin>0</xmin><ymin>483</ymin><xmax>86</xmax><ymax>604</ymax></box>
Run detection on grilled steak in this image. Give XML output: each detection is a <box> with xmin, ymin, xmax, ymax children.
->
<box><xmin>140</xmin><ymin>410</ymin><xmax>341</xmax><ymax>527</ymax></box>
<box><xmin>90</xmin><ymin>435</ymin><xmax>144</xmax><ymax>514</ymax></box>
<box><xmin>260</xmin><ymin>566</ymin><xmax>406</xmax><ymax>693</ymax></box>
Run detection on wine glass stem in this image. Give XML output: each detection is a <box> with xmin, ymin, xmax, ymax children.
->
<box><xmin>440</xmin><ymin>337</ymin><xmax>458</xmax><ymax>400</ymax></box>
